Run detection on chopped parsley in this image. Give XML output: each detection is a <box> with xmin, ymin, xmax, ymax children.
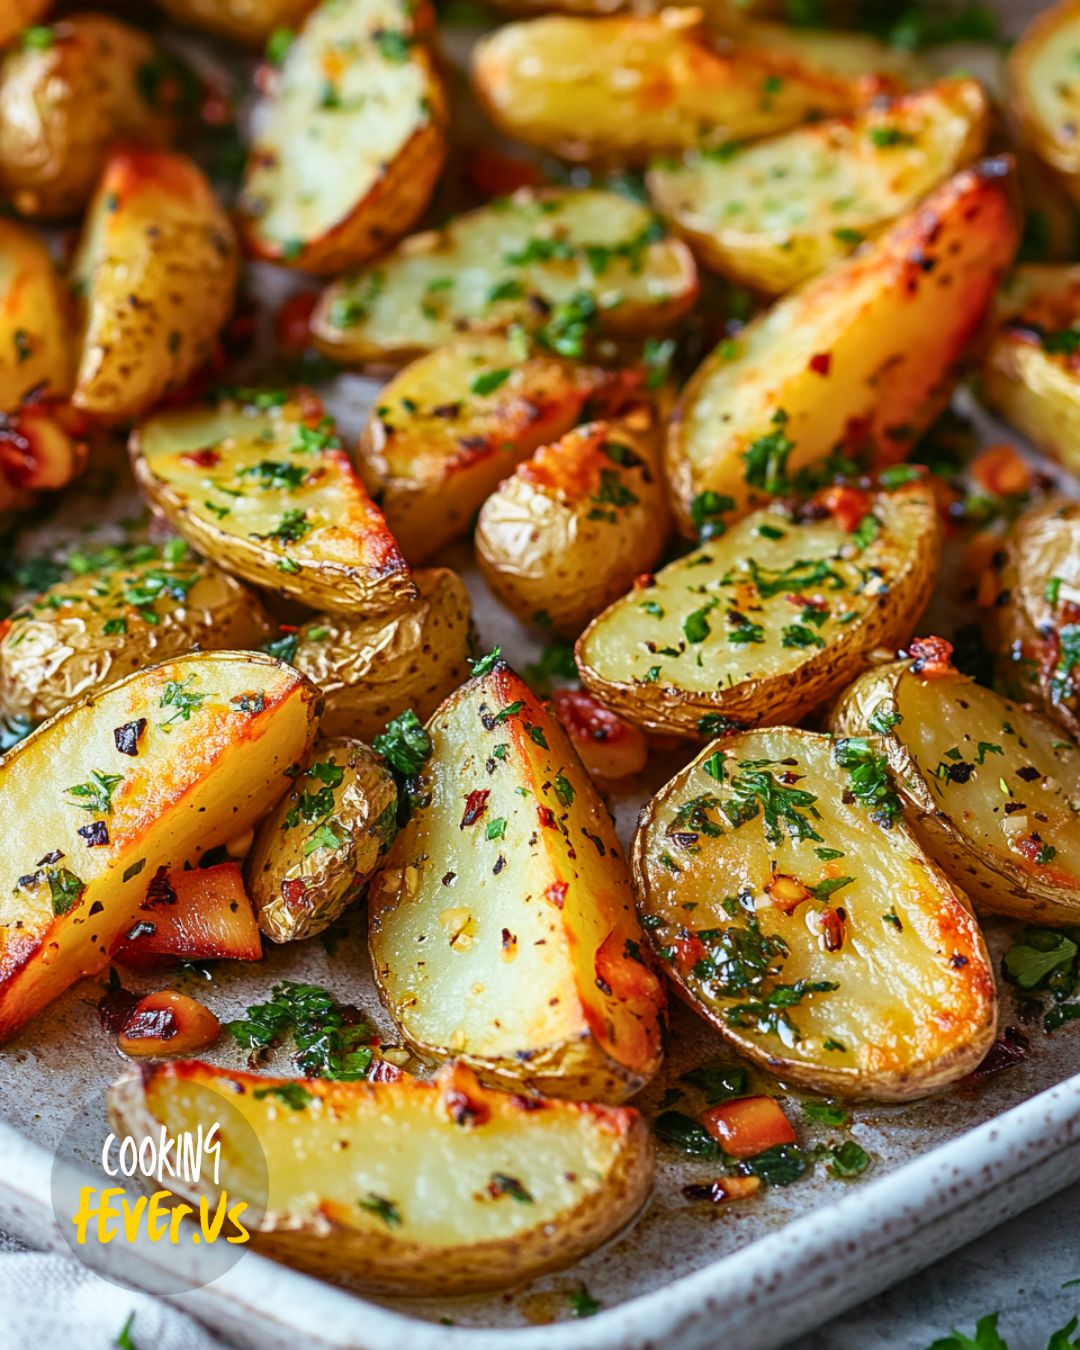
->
<box><xmin>357</xmin><ymin>1193</ymin><xmax>402</xmax><ymax>1226</ymax></box>
<box><xmin>743</xmin><ymin>409</ymin><xmax>794</xmax><ymax>495</ymax></box>
<box><xmin>833</xmin><ymin>738</ymin><xmax>903</xmax><ymax>828</ymax></box>
<box><xmin>228</xmin><ymin>981</ymin><xmax>377</xmax><ymax>1080</ymax></box>
<box><xmin>373</xmin><ymin>709</ymin><xmax>432</xmax><ymax>777</ymax></box>
<box><xmin>66</xmin><ymin>769</ymin><xmax>123</xmax><ymax>815</ymax></box>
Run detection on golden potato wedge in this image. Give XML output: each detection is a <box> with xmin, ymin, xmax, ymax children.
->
<box><xmin>0</xmin><ymin>651</ymin><xmax>320</xmax><ymax>1040</ymax></box>
<box><xmin>0</xmin><ymin>547</ymin><xmax>273</xmax><ymax>726</ymax></box>
<box><xmin>0</xmin><ymin>218</ymin><xmax>72</xmax><ymax>410</ymax></box>
<box><xmin>0</xmin><ymin>15</ymin><xmax>185</xmax><ymax>221</ymax></box>
<box><xmin>246</xmin><ymin>737</ymin><xmax>398</xmax><ymax>943</ymax></box>
<box><xmin>131</xmin><ymin>391</ymin><xmax>416</xmax><ymax>619</ymax></box>
<box><xmin>632</xmin><ymin>727</ymin><xmax>997</xmax><ymax>1099</ymax></box>
<box><xmin>108</xmin><ymin>1058</ymin><xmax>653</xmax><ymax>1293</ymax></box>
<box><xmin>311</xmin><ymin>189</ymin><xmax>698</xmax><ymax>366</ymax></box>
<box><xmin>288</xmin><ymin>567</ymin><xmax>471</xmax><ymax>741</ymax></box>
<box><xmin>832</xmin><ymin>651</ymin><xmax>1080</xmax><ymax>925</ymax></box>
<box><xmin>475</xmin><ymin>413</ymin><xmax>670</xmax><ymax>636</ymax></box>
<box><xmin>1009</xmin><ymin>0</ymin><xmax>1080</xmax><ymax>203</ymax></box>
<box><xmin>979</xmin><ymin>263</ymin><xmax>1080</xmax><ymax>478</ymax></box>
<box><xmin>239</xmin><ymin>0</ymin><xmax>446</xmax><ymax>274</ymax></box>
<box><xmin>155</xmin><ymin>0</ymin><xmax>316</xmax><ymax>45</ymax></box>
<box><xmin>577</xmin><ymin>472</ymin><xmax>939</xmax><ymax>738</ymax></box>
<box><xmin>666</xmin><ymin>159</ymin><xmax>1020</xmax><ymax>533</ymax></box>
<box><xmin>369</xmin><ymin>659</ymin><xmax>666</xmax><ymax>1103</ymax></box>
<box><xmin>648</xmin><ymin>79</ymin><xmax>989</xmax><ymax>294</ymax></box>
<box><xmin>472</xmin><ymin>10</ymin><xmax>869</xmax><ymax>164</ymax></box>
<box><xmin>70</xmin><ymin>146</ymin><xmax>238</xmax><ymax>423</ymax></box>
<box><xmin>358</xmin><ymin>335</ymin><xmax>642</xmax><ymax>562</ymax></box>
<box><xmin>983</xmin><ymin>497</ymin><xmax>1080</xmax><ymax>740</ymax></box>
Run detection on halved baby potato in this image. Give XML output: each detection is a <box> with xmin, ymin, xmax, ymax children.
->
<box><xmin>357</xmin><ymin>335</ymin><xmax>642</xmax><ymax>562</ymax></box>
<box><xmin>70</xmin><ymin>146</ymin><xmax>239</xmax><ymax>423</ymax></box>
<box><xmin>648</xmin><ymin>78</ymin><xmax>989</xmax><ymax>294</ymax></box>
<box><xmin>154</xmin><ymin>0</ymin><xmax>317</xmax><ymax>45</ymax></box>
<box><xmin>1008</xmin><ymin>0</ymin><xmax>1080</xmax><ymax>203</ymax></box>
<box><xmin>632</xmin><ymin>727</ymin><xmax>997</xmax><ymax>1100</ymax></box>
<box><xmin>108</xmin><ymin>1058</ymin><xmax>653</xmax><ymax>1294</ymax></box>
<box><xmin>246</xmin><ymin>737</ymin><xmax>398</xmax><ymax>943</ymax></box>
<box><xmin>471</xmin><ymin>9</ymin><xmax>865</xmax><ymax>164</ymax></box>
<box><xmin>0</xmin><ymin>549</ymin><xmax>273</xmax><ymax>726</ymax></box>
<box><xmin>832</xmin><ymin>652</ymin><xmax>1080</xmax><ymax>925</ymax></box>
<box><xmin>131</xmin><ymin>391</ymin><xmax>416</xmax><ymax>618</ymax></box>
<box><xmin>311</xmin><ymin>189</ymin><xmax>698</xmax><ymax>366</ymax></box>
<box><xmin>0</xmin><ymin>218</ymin><xmax>73</xmax><ymax>410</ymax></box>
<box><xmin>666</xmin><ymin>160</ymin><xmax>1019</xmax><ymax>532</ymax></box>
<box><xmin>239</xmin><ymin>0</ymin><xmax>447</xmax><ymax>274</ymax></box>
<box><xmin>979</xmin><ymin>263</ymin><xmax>1080</xmax><ymax>478</ymax></box>
<box><xmin>0</xmin><ymin>651</ymin><xmax>320</xmax><ymax>1040</ymax></box>
<box><xmin>577</xmin><ymin>473</ymin><xmax>939</xmax><ymax>737</ymax></box>
<box><xmin>475</xmin><ymin>410</ymin><xmax>670</xmax><ymax>636</ymax></box>
<box><xmin>289</xmin><ymin>567</ymin><xmax>472</xmax><ymax>741</ymax></box>
<box><xmin>368</xmin><ymin>659</ymin><xmax>666</xmax><ymax>1103</ymax></box>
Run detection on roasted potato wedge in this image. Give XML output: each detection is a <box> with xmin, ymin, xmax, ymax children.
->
<box><xmin>358</xmin><ymin>335</ymin><xmax>642</xmax><ymax>562</ymax></box>
<box><xmin>369</xmin><ymin>659</ymin><xmax>666</xmax><ymax>1102</ymax></box>
<box><xmin>666</xmin><ymin>160</ymin><xmax>1019</xmax><ymax>533</ymax></box>
<box><xmin>0</xmin><ymin>651</ymin><xmax>320</xmax><ymax>1040</ymax></box>
<box><xmin>632</xmin><ymin>728</ymin><xmax>997</xmax><ymax>1099</ymax></box>
<box><xmin>108</xmin><ymin>1058</ymin><xmax>653</xmax><ymax>1293</ymax></box>
<box><xmin>648</xmin><ymin>79</ymin><xmax>989</xmax><ymax>294</ymax></box>
<box><xmin>979</xmin><ymin>263</ymin><xmax>1080</xmax><ymax>478</ymax></box>
<box><xmin>1009</xmin><ymin>1</ymin><xmax>1080</xmax><ymax>203</ymax></box>
<box><xmin>983</xmin><ymin>498</ymin><xmax>1080</xmax><ymax>740</ymax></box>
<box><xmin>70</xmin><ymin>146</ymin><xmax>239</xmax><ymax>423</ymax></box>
<box><xmin>311</xmin><ymin>189</ymin><xmax>698</xmax><ymax>366</ymax></box>
<box><xmin>832</xmin><ymin>653</ymin><xmax>1080</xmax><ymax>925</ymax></box>
<box><xmin>113</xmin><ymin>861</ymin><xmax>262</xmax><ymax>966</ymax></box>
<box><xmin>239</xmin><ymin>0</ymin><xmax>447</xmax><ymax>274</ymax></box>
<box><xmin>577</xmin><ymin>473</ymin><xmax>939</xmax><ymax>737</ymax></box>
<box><xmin>154</xmin><ymin>0</ymin><xmax>317</xmax><ymax>44</ymax></box>
<box><xmin>0</xmin><ymin>15</ymin><xmax>184</xmax><ymax>221</ymax></box>
<box><xmin>0</xmin><ymin>218</ymin><xmax>73</xmax><ymax>409</ymax></box>
<box><xmin>289</xmin><ymin>567</ymin><xmax>471</xmax><ymax>741</ymax></box>
<box><xmin>0</xmin><ymin>547</ymin><xmax>273</xmax><ymax>726</ymax></box>
<box><xmin>131</xmin><ymin>391</ymin><xmax>416</xmax><ymax>618</ymax></box>
<box><xmin>715</xmin><ymin>13</ymin><xmax>926</xmax><ymax>86</ymax></box>
<box><xmin>471</xmin><ymin>10</ymin><xmax>866</xmax><ymax>164</ymax></box>
<box><xmin>475</xmin><ymin>413</ymin><xmax>670</xmax><ymax>636</ymax></box>
<box><xmin>246</xmin><ymin>737</ymin><xmax>398</xmax><ymax>943</ymax></box>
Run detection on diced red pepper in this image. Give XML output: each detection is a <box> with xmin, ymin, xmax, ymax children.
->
<box><xmin>701</xmin><ymin>1096</ymin><xmax>797</xmax><ymax>1158</ymax></box>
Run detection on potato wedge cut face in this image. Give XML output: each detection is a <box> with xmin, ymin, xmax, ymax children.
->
<box><xmin>240</xmin><ymin>0</ymin><xmax>446</xmax><ymax>271</ymax></box>
<box><xmin>108</xmin><ymin>1060</ymin><xmax>652</xmax><ymax>1294</ymax></box>
<box><xmin>311</xmin><ymin>189</ymin><xmax>698</xmax><ymax>364</ymax></box>
<box><xmin>648</xmin><ymin>79</ymin><xmax>989</xmax><ymax>294</ymax></box>
<box><xmin>1009</xmin><ymin>1</ymin><xmax>1080</xmax><ymax>181</ymax></box>
<box><xmin>369</xmin><ymin>662</ymin><xmax>665</xmax><ymax>1102</ymax></box>
<box><xmin>0</xmin><ymin>219</ymin><xmax>73</xmax><ymax>409</ymax></box>
<box><xmin>132</xmin><ymin>393</ymin><xmax>415</xmax><ymax>618</ymax></box>
<box><xmin>632</xmin><ymin>729</ymin><xmax>996</xmax><ymax>1099</ymax></box>
<box><xmin>667</xmin><ymin>160</ymin><xmax>1018</xmax><ymax>530</ymax></box>
<box><xmin>0</xmin><ymin>652</ymin><xmax>320</xmax><ymax>1039</ymax></box>
<box><xmin>577</xmin><ymin>477</ymin><xmax>938</xmax><ymax>736</ymax></box>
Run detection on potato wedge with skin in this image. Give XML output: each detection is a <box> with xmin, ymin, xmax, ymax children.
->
<box><xmin>832</xmin><ymin>656</ymin><xmax>1080</xmax><ymax>925</ymax></box>
<box><xmin>289</xmin><ymin>568</ymin><xmax>471</xmax><ymax>741</ymax></box>
<box><xmin>108</xmin><ymin>1058</ymin><xmax>653</xmax><ymax>1293</ymax></box>
<box><xmin>979</xmin><ymin>264</ymin><xmax>1080</xmax><ymax>478</ymax></box>
<box><xmin>246</xmin><ymin>738</ymin><xmax>398</xmax><ymax>943</ymax></box>
<box><xmin>154</xmin><ymin>0</ymin><xmax>316</xmax><ymax>44</ymax></box>
<box><xmin>369</xmin><ymin>660</ymin><xmax>666</xmax><ymax>1103</ymax></box>
<box><xmin>632</xmin><ymin>728</ymin><xmax>997</xmax><ymax>1099</ymax></box>
<box><xmin>577</xmin><ymin>474</ymin><xmax>939</xmax><ymax>738</ymax></box>
<box><xmin>358</xmin><ymin>335</ymin><xmax>642</xmax><ymax>562</ymax></box>
<box><xmin>70</xmin><ymin>146</ymin><xmax>238</xmax><ymax>423</ymax></box>
<box><xmin>0</xmin><ymin>15</ymin><xmax>185</xmax><ymax>221</ymax></box>
<box><xmin>131</xmin><ymin>392</ymin><xmax>416</xmax><ymax>618</ymax></box>
<box><xmin>648</xmin><ymin>79</ymin><xmax>990</xmax><ymax>295</ymax></box>
<box><xmin>239</xmin><ymin>0</ymin><xmax>446</xmax><ymax>274</ymax></box>
<box><xmin>0</xmin><ymin>219</ymin><xmax>73</xmax><ymax>409</ymax></box>
<box><xmin>0</xmin><ymin>651</ymin><xmax>320</xmax><ymax>1040</ymax></box>
<box><xmin>666</xmin><ymin>160</ymin><xmax>1020</xmax><ymax>533</ymax></box>
<box><xmin>1009</xmin><ymin>1</ymin><xmax>1080</xmax><ymax>203</ymax></box>
<box><xmin>475</xmin><ymin>414</ymin><xmax>670</xmax><ymax>636</ymax></box>
<box><xmin>983</xmin><ymin>498</ymin><xmax>1080</xmax><ymax>740</ymax></box>
<box><xmin>311</xmin><ymin>189</ymin><xmax>698</xmax><ymax>366</ymax></box>
<box><xmin>0</xmin><ymin>550</ymin><xmax>273</xmax><ymax>726</ymax></box>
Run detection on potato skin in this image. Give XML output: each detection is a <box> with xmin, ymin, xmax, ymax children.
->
<box><xmin>1009</xmin><ymin>0</ymin><xmax>1080</xmax><ymax>202</ymax></box>
<box><xmin>475</xmin><ymin>412</ymin><xmax>670</xmax><ymax>636</ymax></box>
<box><xmin>70</xmin><ymin>146</ymin><xmax>239</xmax><ymax>423</ymax></box>
<box><xmin>108</xmin><ymin>1059</ymin><xmax>653</xmax><ymax>1294</ymax></box>
<box><xmin>290</xmin><ymin>568</ymin><xmax>471</xmax><ymax>741</ymax></box>
<box><xmin>0</xmin><ymin>552</ymin><xmax>273</xmax><ymax>725</ymax></box>
<box><xmin>0</xmin><ymin>15</ymin><xmax>182</xmax><ymax>221</ymax></box>
<box><xmin>0</xmin><ymin>219</ymin><xmax>73</xmax><ymax>410</ymax></box>
<box><xmin>155</xmin><ymin>0</ymin><xmax>318</xmax><ymax>45</ymax></box>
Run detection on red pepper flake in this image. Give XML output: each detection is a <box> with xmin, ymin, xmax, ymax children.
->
<box><xmin>822</xmin><ymin>484</ymin><xmax>872</xmax><ymax>533</ymax></box>
<box><xmin>98</xmin><ymin>983</ymin><xmax>137</xmax><ymax>1035</ymax></box>
<box><xmin>537</xmin><ymin>805</ymin><xmax>557</xmax><ymax>829</ymax></box>
<box><xmin>544</xmin><ymin>880</ymin><xmax>568</xmax><ymax>908</ymax></box>
<box><xmin>460</xmin><ymin>789</ymin><xmax>490</xmax><ymax>829</ymax></box>
<box><xmin>633</xmin><ymin>573</ymin><xmax>656</xmax><ymax>589</ymax></box>
<box><xmin>281</xmin><ymin>877</ymin><xmax>312</xmax><ymax>910</ymax></box>
<box><xmin>445</xmin><ymin>1089</ymin><xmax>491</xmax><ymax>1128</ymax></box>
<box><xmin>908</xmin><ymin>635</ymin><xmax>955</xmax><ymax>679</ymax></box>
<box><xmin>820</xmin><ymin>907</ymin><xmax>845</xmax><ymax>952</ymax></box>
<box><xmin>144</xmin><ymin>866</ymin><xmax>178</xmax><ymax>909</ymax></box>
<box><xmin>121</xmin><ymin>1007</ymin><xmax>179</xmax><ymax>1041</ymax></box>
<box><xmin>367</xmin><ymin>1059</ymin><xmax>403</xmax><ymax>1084</ymax></box>
<box><xmin>808</xmin><ymin>352</ymin><xmax>832</xmax><ymax>377</ymax></box>
<box><xmin>180</xmin><ymin>447</ymin><xmax>221</xmax><ymax>468</ymax></box>
<box><xmin>972</xmin><ymin>1027</ymin><xmax>1030</xmax><ymax>1078</ymax></box>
